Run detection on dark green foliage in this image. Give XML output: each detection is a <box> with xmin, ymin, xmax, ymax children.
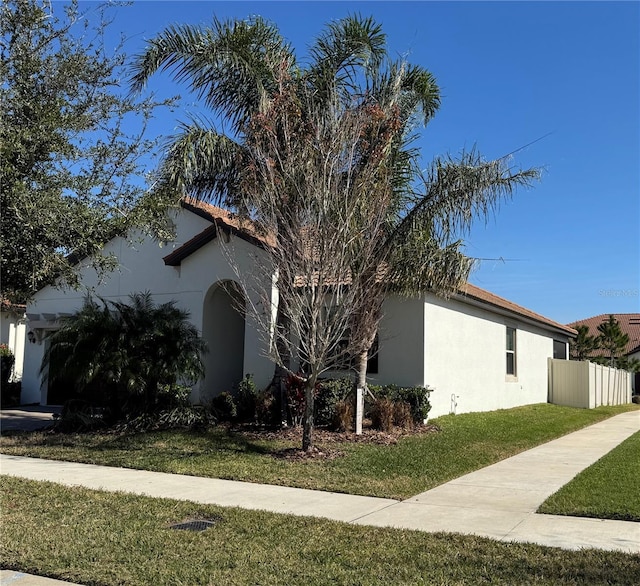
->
<box><xmin>369</xmin><ymin>384</ymin><xmax>432</xmax><ymax>424</ymax></box>
<box><xmin>209</xmin><ymin>376</ymin><xmax>276</xmax><ymax>425</ymax></box>
<box><xmin>0</xmin><ymin>0</ymin><xmax>175</xmax><ymax>303</ymax></box>
<box><xmin>0</xmin><ymin>343</ymin><xmax>14</xmax><ymax>384</ymax></box>
<box><xmin>210</xmin><ymin>392</ymin><xmax>237</xmax><ymax>422</ymax></box>
<box><xmin>597</xmin><ymin>315</ymin><xmax>630</xmax><ymax>367</ymax></box>
<box><xmin>0</xmin><ymin>381</ymin><xmax>21</xmax><ymax>407</ymax></box>
<box><xmin>41</xmin><ymin>292</ymin><xmax>206</xmax><ymax>425</ymax></box>
<box><xmin>569</xmin><ymin>324</ymin><xmax>600</xmax><ymax>361</ymax></box>
<box><xmin>314</xmin><ymin>378</ymin><xmax>354</xmax><ymax>427</ymax></box>
<box><xmin>570</xmin><ymin>317</ymin><xmax>639</xmax><ymax>372</ymax></box>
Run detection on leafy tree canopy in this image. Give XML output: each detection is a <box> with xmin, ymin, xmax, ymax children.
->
<box><xmin>0</xmin><ymin>0</ymin><xmax>177</xmax><ymax>303</ymax></box>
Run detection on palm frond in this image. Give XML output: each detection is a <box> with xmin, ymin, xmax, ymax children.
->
<box><xmin>154</xmin><ymin>121</ymin><xmax>245</xmax><ymax>205</ymax></box>
<box><xmin>306</xmin><ymin>14</ymin><xmax>386</xmax><ymax>105</ymax></box>
<box><xmin>387</xmin><ymin>238</ymin><xmax>475</xmax><ymax>298</ymax></box>
<box><xmin>129</xmin><ymin>17</ymin><xmax>294</xmax><ymax>129</ymax></box>
<box><xmin>390</xmin><ymin>148</ymin><xmax>540</xmax><ymax>249</ymax></box>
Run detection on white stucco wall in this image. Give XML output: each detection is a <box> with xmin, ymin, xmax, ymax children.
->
<box><xmin>368</xmin><ymin>296</ymin><xmax>426</xmax><ymax>387</ymax></box>
<box><xmin>1</xmin><ymin>309</ymin><xmax>26</xmax><ymax>382</ymax></box>
<box><xmin>21</xmin><ymin>209</ymin><xmax>274</xmax><ymax>405</ymax></box>
<box><xmin>423</xmin><ymin>293</ymin><xmax>567</xmax><ymax>419</ymax></box>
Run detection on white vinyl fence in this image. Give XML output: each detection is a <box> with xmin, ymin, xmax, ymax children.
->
<box><xmin>548</xmin><ymin>358</ymin><xmax>632</xmax><ymax>409</ymax></box>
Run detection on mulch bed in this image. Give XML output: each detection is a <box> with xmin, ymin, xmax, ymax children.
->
<box><xmin>232</xmin><ymin>421</ymin><xmax>441</xmax><ymax>461</ymax></box>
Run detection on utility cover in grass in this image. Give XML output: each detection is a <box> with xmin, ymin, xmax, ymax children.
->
<box><xmin>169</xmin><ymin>518</ymin><xmax>222</xmax><ymax>531</ymax></box>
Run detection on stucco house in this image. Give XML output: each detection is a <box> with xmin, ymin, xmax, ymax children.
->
<box><xmin>21</xmin><ymin>200</ymin><xmax>576</xmax><ymax>418</ymax></box>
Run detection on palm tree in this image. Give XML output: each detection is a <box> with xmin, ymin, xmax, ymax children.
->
<box><xmin>41</xmin><ymin>292</ymin><xmax>206</xmax><ymax>420</ymax></box>
<box><xmin>130</xmin><ymin>15</ymin><xmax>538</xmax><ymax>446</ymax></box>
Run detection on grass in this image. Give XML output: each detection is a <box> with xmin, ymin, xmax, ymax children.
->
<box><xmin>1</xmin><ymin>403</ymin><xmax>637</xmax><ymax>500</ymax></box>
<box><xmin>1</xmin><ymin>476</ymin><xmax>639</xmax><ymax>586</ymax></box>
<box><xmin>538</xmin><ymin>430</ymin><xmax>640</xmax><ymax>522</ymax></box>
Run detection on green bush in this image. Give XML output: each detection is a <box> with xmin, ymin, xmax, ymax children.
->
<box><xmin>369</xmin><ymin>384</ymin><xmax>432</xmax><ymax>425</ymax></box>
<box><xmin>315</xmin><ymin>378</ymin><xmax>353</xmax><ymax>427</ymax></box>
<box><xmin>0</xmin><ymin>343</ymin><xmax>15</xmax><ymax>385</ymax></box>
<box><xmin>235</xmin><ymin>374</ymin><xmax>259</xmax><ymax>421</ymax></box>
<box><xmin>210</xmin><ymin>392</ymin><xmax>237</xmax><ymax>421</ymax></box>
<box><xmin>0</xmin><ymin>381</ymin><xmax>20</xmax><ymax>407</ymax></box>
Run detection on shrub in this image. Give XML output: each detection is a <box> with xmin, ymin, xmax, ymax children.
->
<box><xmin>315</xmin><ymin>378</ymin><xmax>353</xmax><ymax>427</ymax></box>
<box><xmin>0</xmin><ymin>380</ymin><xmax>21</xmax><ymax>407</ymax></box>
<box><xmin>0</xmin><ymin>343</ymin><xmax>15</xmax><ymax>385</ymax></box>
<box><xmin>632</xmin><ymin>395</ymin><xmax>640</xmax><ymax>405</ymax></box>
<box><xmin>397</xmin><ymin>386</ymin><xmax>432</xmax><ymax>423</ymax></box>
<box><xmin>235</xmin><ymin>374</ymin><xmax>259</xmax><ymax>421</ymax></box>
<box><xmin>333</xmin><ymin>399</ymin><xmax>355</xmax><ymax>431</ymax></box>
<box><xmin>113</xmin><ymin>405</ymin><xmax>217</xmax><ymax>433</ymax></box>
<box><xmin>393</xmin><ymin>400</ymin><xmax>414</xmax><ymax>429</ymax></box>
<box><xmin>284</xmin><ymin>374</ymin><xmax>308</xmax><ymax>427</ymax></box>
<box><xmin>371</xmin><ymin>398</ymin><xmax>395</xmax><ymax>432</ymax></box>
<box><xmin>41</xmin><ymin>292</ymin><xmax>206</xmax><ymax>423</ymax></box>
<box><xmin>369</xmin><ymin>384</ymin><xmax>432</xmax><ymax>424</ymax></box>
<box><xmin>210</xmin><ymin>392</ymin><xmax>237</xmax><ymax>421</ymax></box>
<box><xmin>54</xmin><ymin>399</ymin><xmax>107</xmax><ymax>433</ymax></box>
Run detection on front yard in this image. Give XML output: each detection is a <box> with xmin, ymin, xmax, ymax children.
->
<box><xmin>1</xmin><ymin>403</ymin><xmax>637</xmax><ymax>500</ymax></box>
<box><xmin>1</xmin><ymin>476</ymin><xmax>639</xmax><ymax>586</ymax></box>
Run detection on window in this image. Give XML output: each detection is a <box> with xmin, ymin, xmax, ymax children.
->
<box><xmin>553</xmin><ymin>339</ymin><xmax>567</xmax><ymax>360</ymax></box>
<box><xmin>506</xmin><ymin>326</ymin><xmax>517</xmax><ymax>376</ymax></box>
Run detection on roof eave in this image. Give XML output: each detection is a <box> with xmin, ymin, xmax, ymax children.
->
<box><xmin>452</xmin><ymin>292</ymin><xmax>577</xmax><ymax>338</ymax></box>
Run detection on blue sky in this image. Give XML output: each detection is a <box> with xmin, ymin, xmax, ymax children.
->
<box><xmin>78</xmin><ymin>0</ymin><xmax>639</xmax><ymax>325</ymax></box>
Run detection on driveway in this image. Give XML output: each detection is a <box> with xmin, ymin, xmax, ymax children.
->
<box><xmin>0</xmin><ymin>405</ymin><xmax>61</xmax><ymax>433</ymax></box>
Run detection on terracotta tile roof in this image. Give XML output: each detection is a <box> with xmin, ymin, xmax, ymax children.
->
<box><xmin>459</xmin><ymin>284</ymin><xmax>577</xmax><ymax>336</ymax></box>
<box><xmin>567</xmin><ymin>314</ymin><xmax>640</xmax><ymax>356</ymax></box>
<box><xmin>163</xmin><ymin>199</ymin><xmax>274</xmax><ymax>266</ymax></box>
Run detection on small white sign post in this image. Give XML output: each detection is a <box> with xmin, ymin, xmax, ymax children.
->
<box><xmin>356</xmin><ymin>386</ymin><xmax>364</xmax><ymax>435</ymax></box>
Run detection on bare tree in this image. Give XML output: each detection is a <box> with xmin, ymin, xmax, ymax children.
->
<box><xmin>223</xmin><ymin>84</ymin><xmax>395</xmax><ymax>451</ymax></box>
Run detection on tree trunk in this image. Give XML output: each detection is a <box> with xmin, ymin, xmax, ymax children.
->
<box><xmin>302</xmin><ymin>375</ymin><xmax>316</xmax><ymax>452</ymax></box>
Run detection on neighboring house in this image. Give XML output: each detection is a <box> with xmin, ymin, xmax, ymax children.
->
<box><xmin>568</xmin><ymin>313</ymin><xmax>640</xmax><ymax>391</ymax></box>
<box><xmin>21</xmin><ymin>200</ymin><xmax>575</xmax><ymax>418</ymax></box>
<box><xmin>1</xmin><ymin>298</ymin><xmax>26</xmax><ymax>382</ymax></box>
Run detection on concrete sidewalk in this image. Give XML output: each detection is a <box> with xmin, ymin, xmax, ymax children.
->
<box><xmin>1</xmin><ymin>411</ymin><xmax>639</xmax><ymax>583</ymax></box>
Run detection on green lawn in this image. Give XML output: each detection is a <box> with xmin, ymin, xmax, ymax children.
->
<box><xmin>1</xmin><ymin>476</ymin><xmax>638</xmax><ymax>586</ymax></box>
<box><xmin>1</xmin><ymin>403</ymin><xmax>637</xmax><ymax>500</ymax></box>
<box><xmin>538</xmin><ymin>430</ymin><xmax>640</xmax><ymax>522</ymax></box>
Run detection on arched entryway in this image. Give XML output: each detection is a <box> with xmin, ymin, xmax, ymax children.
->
<box><xmin>201</xmin><ymin>281</ymin><xmax>246</xmax><ymax>402</ymax></box>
